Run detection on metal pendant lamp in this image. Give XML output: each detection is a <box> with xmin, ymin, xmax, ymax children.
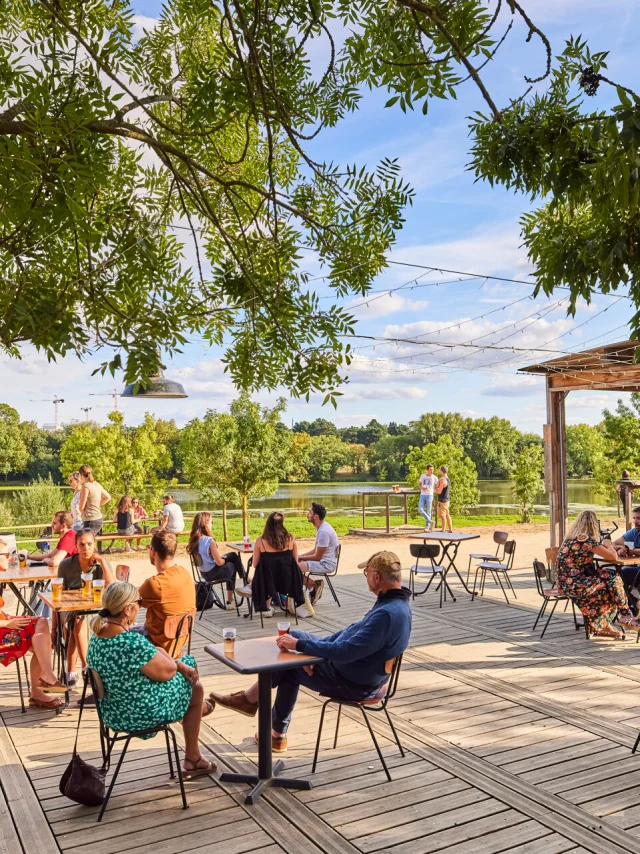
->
<box><xmin>121</xmin><ymin>367</ymin><xmax>187</xmax><ymax>399</ymax></box>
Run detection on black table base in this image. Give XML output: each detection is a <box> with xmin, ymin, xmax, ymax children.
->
<box><xmin>219</xmin><ymin>670</ymin><xmax>313</xmax><ymax>804</ymax></box>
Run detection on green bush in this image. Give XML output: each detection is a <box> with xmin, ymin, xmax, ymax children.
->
<box><xmin>0</xmin><ymin>501</ymin><xmax>14</xmax><ymax>529</ymax></box>
<box><xmin>12</xmin><ymin>475</ymin><xmax>64</xmax><ymax>525</ymax></box>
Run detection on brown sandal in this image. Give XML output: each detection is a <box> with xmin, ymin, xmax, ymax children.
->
<box><xmin>29</xmin><ymin>696</ymin><xmax>64</xmax><ymax>709</ymax></box>
<box><xmin>182</xmin><ymin>758</ymin><xmax>217</xmax><ymax>779</ymax></box>
<box><xmin>38</xmin><ymin>678</ymin><xmax>67</xmax><ymax>694</ymax></box>
<box><xmin>592</xmin><ymin>624</ymin><xmax>625</xmax><ymax>640</ymax></box>
<box><xmin>202</xmin><ymin>698</ymin><xmax>215</xmax><ymax>718</ymax></box>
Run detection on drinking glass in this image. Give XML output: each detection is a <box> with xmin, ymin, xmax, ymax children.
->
<box><xmin>92</xmin><ymin>578</ymin><xmax>105</xmax><ymax>604</ymax></box>
<box><xmin>51</xmin><ymin>578</ymin><xmax>63</xmax><ymax>603</ymax></box>
<box><xmin>277</xmin><ymin>621</ymin><xmax>290</xmax><ymax>636</ymax></box>
<box><xmin>223</xmin><ymin>627</ymin><xmax>236</xmax><ymax>654</ymax></box>
<box><xmin>81</xmin><ymin>573</ymin><xmax>92</xmax><ymax>596</ymax></box>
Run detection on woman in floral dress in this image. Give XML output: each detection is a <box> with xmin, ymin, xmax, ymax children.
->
<box><xmin>87</xmin><ymin>581</ymin><xmax>215</xmax><ymax>778</ymax></box>
<box><xmin>557</xmin><ymin>511</ymin><xmax>638</xmax><ymax>639</ymax></box>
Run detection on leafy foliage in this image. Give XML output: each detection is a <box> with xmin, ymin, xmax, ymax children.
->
<box><xmin>512</xmin><ymin>445</ymin><xmax>544</xmax><ymax>523</ymax></box>
<box><xmin>0</xmin><ymin>404</ymin><xmax>28</xmax><ymax>476</ymax></box>
<box><xmin>566</xmin><ymin>423</ymin><xmax>605</xmax><ymax>478</ymax></box>
<box><xmin>305</xmin><ymin>434</ymin><xmax>350</xmax><ymax>482</ymax></box>
<box><xmin>406</xmin><ymin>435</ymin><xmax>480</xmax><ymax>515</ymax></box>
<box><xmin>11</xmin><ymin>475</ymin><xmax>64</xmax><ymax>525</ymax></box>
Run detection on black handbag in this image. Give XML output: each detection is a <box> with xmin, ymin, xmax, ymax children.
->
<box><xmin>60</xmin><ymin>676</ymin><xmax>107</xmax><ymax>807</ymax></box>
<box><xmin>195</xmin><ymin>580</ymin><xmax>215</xmax><ymax>611</ymax></box>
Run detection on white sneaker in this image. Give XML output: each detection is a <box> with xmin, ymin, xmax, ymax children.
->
<box><xmin>296</xmin><ymin>606</ymin><xmax>310</xmax><ymax>619</ymax></box>
<box><xmin>236</xmin><ymin>585</ymin><xmax>252</xmax><ymax>598</ymax></box>
<box><xmin>260</xmin><ymin>608</ymin><xmax>274</xmax><ymax>618</ymax></box>
<box><xmin>225</xmin><ymin>602</ymin><xmax>236</xmax><ymax>610</ymax></box>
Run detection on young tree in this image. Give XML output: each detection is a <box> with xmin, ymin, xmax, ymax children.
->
<box><xmin>347</xmin><ymin>444</ymin><xmax>369</xmax><ymax>476</ymax></box>
<box><xmin>512</xmin><ymin>446</ymin><xmax>544</xmax><ymax>523</ymax></box>
<box><xmin>286</xmin><ymin>432</ymin><xmax>313</xmax><ymax>484</ymax></box>
<box><xmin>566</xmin><ymin>424</ymin><xmax>606</xmax><ymax>478</ymax></box>
<box><xmin>463</xmin><ymin>417</ymin><xmax>521</xmax><ymax>479</ymax></box>
<box><xmin>12</xmin><ymin>475</ymin><xmax>64</xmax><ymax>525</ymax></box>
<box><xmin>405</xmin><ymin>436</ymin><xmax>480</xmax><ymax>516</ymax></box>
<box><xmin>306</xmin><ymin>435</ymin><xmax>350</xmax><ymax>482</ymax></box>
<box><xmin>408</xmin><ymin>413</ymin><xmax>466</xmax><ymax>450</ymax></box>
<box><xmin>0</xmin><ymin>404</ymin><xmax>28</xmax><ymax>477</ymax></box>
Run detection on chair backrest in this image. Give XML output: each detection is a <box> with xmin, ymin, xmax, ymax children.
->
<box><xmin>165</xmin><ymin>612</ymin><xmax>195</xmax><ymax>657</ymax></box>
<box><xmin>532</xmin><ymin>559</ymin><xmax>547</xmax><ymax>596</ymax></box>
<box><xmin>381</xmin><ymin>654</ymin><xmax>403</xmax><ymax>707</ymax></box>
<box><xmin>90</xmin><ymin>668</ymin><xmax>105</xmax><ymax>700</ymax></box>
<box><xmin>115</xmin><ymin>564</ymin><xmax>130</xmax><ymax>582</ymax></box>
<box><xmin>545</xmin><ymin>546</ymin><xmax>559</xmax><ymax>567</ymax></box>
<box><xmin>87</xmin><ymin>669</ymin><xmax>109</xmax><ymax>741</ymax></box>
<box><xmin>493</xmin><ymin>531</ymin><xmax>509</xmax><ymax>545</ymax></box>
<box><xmin>410</xmin><ymin>543</ymin><xmax>440</xmax><ymax>559</ymax></box>
<box><xmin>335</xmin><ymin>543</ymin><xmax>342</xmax><ymax>570</ymax></box>
<box><xmin>503</xmin><ymin>540</ymin><xmax>516</xmax><ymax>569</ymax></box>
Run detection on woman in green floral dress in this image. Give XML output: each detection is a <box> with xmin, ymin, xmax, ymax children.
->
<box><xmin>87</xmin><ymin>582</ymin><xmax>215</xmax><ymax>778</ymax></box>
<box><xmin>557</xmin><ymin>510</ymin><xmax>639</xmax><ymax>639</ymax></box>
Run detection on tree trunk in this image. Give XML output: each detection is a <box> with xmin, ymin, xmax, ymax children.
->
<box><xmin>222</xmin><ymin>501</ymin><xmax>228</xmax><ymax>541</ymax></box>
<box><xmin>242</xmin><ymin>493</ymin><xmax>248</xmax><ymax>537</ymax></box>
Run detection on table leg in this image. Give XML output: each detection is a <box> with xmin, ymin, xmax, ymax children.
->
<box><xmin>8</xmin><ymin>582</ymin><xmax>38</xmax><ymax>616</ymax></box>
<box><xmin>219</xmin><ymin>670</ymin><xmax>313</xmax><ymax>804</ymax></box>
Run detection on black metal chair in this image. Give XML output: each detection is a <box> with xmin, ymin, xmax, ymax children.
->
<box><xmin>312</xmin><ymin>655</ymin><xmax>404</xmax><ymax>783</ymax></box>
<box><xmin>408</xmin><ymin>544</ymin><xmax>453</xmax><ymax>608</ymax></box>
<box><xmin>532</xmin><ymin>559</ymin><xmax>581</xmax><ymax>638</ymax></box>
<box><xmin>472</xmin><ymin>540</ymin><xmax>517</xmax><ymax>603</ymax></box>
<box><xmin>86</xmin><ymin>670</ymin><xmax>188</xmax><ymax>822</ymax></box>
<box><xmin>466</xmin><ymin>531</ymin><xmax>509</xmax><ymax>585</ymax></box>
<box><xmin>189</xmin><ymin>553</ymin><xmax>239</xmax><ymax>619</ymax></box>
<box><xmin>304</xmin><ymin>543</ymin><xmax>342</xmax><ymax>607</ymax></box>
<box><xmin>16</xmin><ymin>657</ymin><xmax>30</xmax><ymax>713</ymax></box>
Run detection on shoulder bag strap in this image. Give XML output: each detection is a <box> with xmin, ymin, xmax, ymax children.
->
<box><xmin>71</xmin><ymin>673</ymin><xmax>89</xmax><ymax>757</ymax></box>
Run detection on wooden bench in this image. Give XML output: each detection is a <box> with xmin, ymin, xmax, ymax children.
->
<box><xmin>96</xmin><ymin>532</ymin><xmax>153</xmax><ymax>553</ymax></box>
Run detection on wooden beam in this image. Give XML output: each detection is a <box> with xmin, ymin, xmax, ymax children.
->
<box><xmin>548</xmin><ymin>370</ymin><xmax>640</xmax><ymax>392</ymax></box>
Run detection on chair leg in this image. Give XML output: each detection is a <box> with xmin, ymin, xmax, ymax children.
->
<box><xmin>312</xmin><ymin>700</ymin><xmax>330</xmax><ymax>773</ymax></box>
<box><xmin>540</xmin><ymin>598</ymin><xmax>559</xmax><ymax>639</ymax></box>
<box><xmin>98</xmin><ymin>736</ymin><xmax>132</xmax><ymax>822</ymax></box>
<box><xmin>325</xmin><ymin>577</ymin><xmax>340</xmax><ymax>607</ymax></box>
<box><xmin>360</xmin><ymin>707</ymin><xmax>391</xmax><ymax>783</ymax></box>
<box><xmin>493</xmin><ymin>571</ymin><xmax>510</xmax><ymax>604</ymax></box>
<box><xmin>384</xmin><ymin>707</ymin><xmax>404</xmax><ymax>757</ymax></box>
<box><xmin>571</xmin><ymin>600</ymin><xmax>580</xmax><ymax>631</ymax></box>
<box><xmin>165</xmin><ymin>727</ymin><xmax>175</xmax><ymax>778</ymax></box>
<box><xmin>16</xmin><ymin>660</ymin><xmax>26</xmax><ymax>714</ymax></box>
<box><xmin>23</xmin><ymin>656</ymin><xmax>30</xmax><ymax>694</ymax></box>
<box><xmin>505</xmin><ymin>572</ymin><xmax>517</xmax><ymax>599</ymax></box>
<box><xmin>471</xmin><ymin>567</ymin><xmax>481</xmax><ymax>602</ymax></box>
<box><xmin>533</xmin><ymin>599</ymin><xmax>548</xmax><ymax>631</ymax></box>
<box><xmin>168</xmin><ymin>727</ymin><xmax>188</xmax><ymax>811</ymax></box>
<box><xmin>633</xmin><ymin>731</ymin><xmax>640</xmax><ymax>754</ymax></box>
<box><xmin>333</xmin><ymin>705</ymin><xmax>342</xmax><ymax>749</ymax></box>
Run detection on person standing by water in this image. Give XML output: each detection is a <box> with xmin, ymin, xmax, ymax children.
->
<box><xmin>435</xmin><ymin>466</ymin><xmax>453</xmax><ymax>532</ymax></box>
<box><xmin>77</xmin><ymin>464</ymin><xmax>111</xmax><ymax>536</ymax></box>
<box><xmin>418</xmin><ymin>464</ymin><xmax>437</xmax><ymax>531</ymax></box>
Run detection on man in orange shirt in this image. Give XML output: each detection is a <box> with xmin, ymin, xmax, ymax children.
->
<box><xmin>134</xmin><ymin>530</ymin><xmax>195</xmax><ymax>656</ymax></box>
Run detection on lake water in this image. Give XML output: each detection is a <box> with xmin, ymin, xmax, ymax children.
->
<box><xmin>1</xmin><ymin>479</ymin><xmax>619</xmax><ymax>519</ymax></box>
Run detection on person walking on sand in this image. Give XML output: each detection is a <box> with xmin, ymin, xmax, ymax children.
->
<box><xmin>435</xmin><ymin>466</ymin><xmax>453</xmax><ymax>533</ymax></box>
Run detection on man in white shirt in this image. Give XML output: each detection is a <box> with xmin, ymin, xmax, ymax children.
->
<box><xmin>159</xmin><ymin>495</ymin><xmax>185</xmax><ymax>534</ymax></box>
<box><xmin>418</xmin><ymin>464</ymin><xmax>437</xmax><ymax>531</ymax></box>
<box><xmin>299</xmin><ymin>502</ymin><xmax>340</xmax><ymax>603</ymax></box>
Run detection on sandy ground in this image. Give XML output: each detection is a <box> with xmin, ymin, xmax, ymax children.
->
<box><xmin>110</xmin><ymin>520</ymin><xmax>598</xmax><ymax>590</ymax></box>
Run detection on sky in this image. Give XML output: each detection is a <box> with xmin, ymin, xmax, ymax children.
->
<box><xmin>4</xmin><ymin>0</ymin><xmax>639</xmax><ymax>432</ymax></box>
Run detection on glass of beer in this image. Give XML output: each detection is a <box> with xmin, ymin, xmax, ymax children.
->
<box><xmin>222</xmin><ymin>627</ymin><xmax>236</xmax><ymax>655</ymax></box>
<box><xmin>51</xmin><ymin>578</ymin><xmax>63</xmax><ymax>603</ymax></box>
<box><xmin>92</xmin><ymin>578</ymin><xmax>105</xmax><ymax>604</ymax></box>
<box><xmin>277</xmin><ymin>621</ymin><xmax>290</xmax><ymax>636</ymax></box>
<box><xmin>81</xmin><ymin>572</ymin><xmax>92</xmax><ymax>596</ymax></box>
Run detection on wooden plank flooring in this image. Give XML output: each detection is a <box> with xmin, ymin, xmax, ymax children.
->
<box><xmin>3</xmin><ymin>565</ymin><xmax>640</xmax><ymax>852</ymax></box>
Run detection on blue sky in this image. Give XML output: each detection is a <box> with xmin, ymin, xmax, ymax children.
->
<box><xmin>3</xmin><ymin>1</ymin><xmax>639</xmax><ymax>432</ymax></box>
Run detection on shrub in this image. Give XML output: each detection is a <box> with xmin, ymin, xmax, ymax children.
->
<box><xmin>12</xmin><ymin>476</ymin><xmax>64</xmax><ymax>525</ymax></box>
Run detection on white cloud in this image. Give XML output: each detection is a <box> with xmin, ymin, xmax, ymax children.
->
<box><xmin>131</xmin><ymin>15</ymin><xmax>159</xmax><ymax>41</ymax></box>
<box><xmin>345</xmin><ymin>292</ymin><xmax>429</xmax><ymax>320</ymax></box>
<box><xmin>482</xmin><ymin>375</ymin><xmax>544</xmax><ymax>397</ymax></box>
<box><xmin>342</xmin><ymin>385</ymin><xmax>427</xmax><ymax>402</ymax></box>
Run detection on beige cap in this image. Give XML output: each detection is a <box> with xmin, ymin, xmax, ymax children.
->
<box><xmin>357</xmin><ymin>550</ymin><xmax>402</xmax><ymax>573</ymax></box>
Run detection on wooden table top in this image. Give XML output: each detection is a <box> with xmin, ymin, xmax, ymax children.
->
<box><xmin>595</xmin><ymin>553</ymin><xmax>639</xmax><ymax>566</ymax></box>
<box><xmin>0</xmin><ymin>566</ymin><xmax>57</xmax><ymax>583</ymax></box>
<box><xmin>226</xmin><ymin>542</ymin><xmax>255</xmax><ymax>554</ymax></box>
<box><xmin>38</xmin><ymin>590</ymin><xmax>103</xmax><ymax>613</ymax></box>
<box><xmin>410</xmin><ymin>532</ymin><xmax>481</xmax><ymax>542</ymax></box>
<box><xmin>204</xmin><ymin>637</ymin><xmax>323</xmax><ymax>675</ymax></box>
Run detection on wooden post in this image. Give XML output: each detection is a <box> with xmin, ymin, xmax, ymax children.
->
<box><xmin>385</xmin><ymin>494</ymin><xmax>390</xmax><ymax>533</ymax></box>
<box><xmin>546</xmin><ymin>379</ymin><xmax>569</xmax><ymax>546</ymax></box>
<box><xmin>362</xmin><ymin>493</ymin><xmax>366</xmax><ymax>530</ymax></box>
<box><xmin>626</xmin><ymin>488</ymin><xmax>633</xmax><ymax>531</ymax></box>
<box><xmin>404</xmin><ymin>493</ymin><xmax>408</xmax><ymax>525</ymax></box>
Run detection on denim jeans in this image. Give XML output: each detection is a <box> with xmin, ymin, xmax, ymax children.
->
<box><xmin>271</xmin><ymin>660</ymin><xmax>380</xmax><ymax>733</ymax></box>
<box><xmin>418</xmin><ymin>493</ymin><xmax>433</xmax><ymax>526</ymax></box>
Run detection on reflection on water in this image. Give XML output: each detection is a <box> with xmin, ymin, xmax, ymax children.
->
<box><xmin>169</xmin><ymin>479</ymin><xmax>620</xmax><ymax>518</ymax></box>
<box><xmin>2</xmin><ymin>479</ymin><xmax>619</xmax><ymax>519</ymax></box>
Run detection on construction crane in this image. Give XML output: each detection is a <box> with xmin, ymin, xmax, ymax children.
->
<box><xmin>80</xmin><ymin>407</ymin><xmax>93</xmax><ymax>422</ymax></box>
<box><xmin>89</xmin><ymin>389</ymin><xmax>120</xmax><ymax>411</ymax></box>
<box><xmin>29</xmin><ymin>396</ymin><xmax>65</xmax><ymax>430</ymax></box>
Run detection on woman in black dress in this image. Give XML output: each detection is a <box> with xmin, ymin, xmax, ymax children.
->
<box><xmin>251</xmin><ymin>513</ymin><xmax>305</xmax><ymax>616</ymax></box>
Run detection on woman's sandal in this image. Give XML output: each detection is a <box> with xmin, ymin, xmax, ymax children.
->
<box><xmin>182</xmin><ymin>758</ymin><xmax>217</xmax><ymax>779</ymax></box>
<box><xmin>38</xmin><ymin>678</ymin><xmax>67</xmax><ymax>694</ymax></box>
<box><xmin>592</xmin><ymin>624</ymin><xmax>625</xmax><ymax>640</ymax></box>
<box><xmin>29</xmin><ymin>696</ymin><xmax>64</xmax><ymax>709</ymax></box>
<box><xmin>202</xmin><ymin>698</ymin><xmax>215</xmax><ymax>718</ymax></box>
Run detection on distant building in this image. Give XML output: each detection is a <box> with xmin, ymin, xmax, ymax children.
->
<box><xmin>42</xmin><ymin>423</ymin><xmax>58</xmax><ymax>432</ymax></box>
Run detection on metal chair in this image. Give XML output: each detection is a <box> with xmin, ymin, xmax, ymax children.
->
<box><xmin>115</xmin><ymin>564</ymin><xmax>130</xmax><ymax>582</ymax></box>
<box><xmin>312</xmin><ymin>656</ymin><xmax>404</xmax><ymax>783</ymax></box>
<box><xmin>16</xmin><ymin>657</ymin><xmax>30</xmax><ymax>713</ymax></box>
<box><xmin>408</xmin><ymin>544</ymin><xmax>453</xmax><ymax>608</ymax></box>
<box><xmin>544</xmin><ymin>547</ymin><xmax>559</xmax><ymax>584</ymax></box>
<box><xmin>86</xmin><ymin>669</ymin><xmax>188</xmax><ymax>822</ymax></box>
<box><xmin>472</xmin><ymin>540</ymin><xmax>517</xmax><ymax>603</ymax></box>
<box><xmin>466</xmin><ymin>532</ymin><xmax>509</xmax><ymax>585</ymax></box>
<box><xmin>164</xmin><ymin>612</ymin><xmax>195</xmax><ymax>658</ymax></box>
<box><xmin>532</xmin><ymin>559</ymin><xmax>581</xmax><ymax>638</ymax></box>
<box><xmin>304</xmin><ymin>544</ymin><xmax>342</xmax><ymax>607</ymax></box>
<box><xmin>189</xmin><ymin>553</ymin><xmax>238</xmax><ymax>619</ymax></box>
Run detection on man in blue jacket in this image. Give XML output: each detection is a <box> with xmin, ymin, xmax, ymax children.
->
<box><xmin>210</xmin><ymin>550</ymin><xmax>412</xmax><ymax>752</ymax></box>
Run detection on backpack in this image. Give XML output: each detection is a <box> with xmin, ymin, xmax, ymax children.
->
<box><xmin>195</xmin><ymin>581</ymin><xmax>215</xmax><ymax>611</ymax></box>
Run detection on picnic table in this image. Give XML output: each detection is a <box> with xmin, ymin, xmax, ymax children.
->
<box><xmin>205</xmin><ymin>636</ymin><xmax>322</xmax><ymax>804</ymax></box>
<box><xmin>410</xmin><ymin>531</ymin><xmax>480</xmax><ymax>596</ymax></box>
<box><xmin>38</xmin><ymin>589</ymin><xmax>102</xmax><ymax>709</ymax></box>
<box><xmin>0</xmin><ymin>564</ymin><xmax>56</xmax><ymax>615</ymax></box>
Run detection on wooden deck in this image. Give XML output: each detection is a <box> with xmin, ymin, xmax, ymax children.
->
<box><xmin>4</xmin><ymin>562</ymin><xmax>640</xmax><ymax>854</ymax></box>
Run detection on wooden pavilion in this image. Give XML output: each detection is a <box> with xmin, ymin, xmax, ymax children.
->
<box><xmin>520</xmin><ymin>339</ymin><xmax>640</xmax><ymax>545</ymax></box>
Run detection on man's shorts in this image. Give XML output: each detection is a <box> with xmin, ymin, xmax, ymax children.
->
<box><xmin>305</xmin><ymin>559</ymin><xmax>337</xmax><ymax>575</ymax></box>
<box><xmin>437</xmin><ymin>500</ymin><xmax>450</xmax><ymax>516</ymax></box>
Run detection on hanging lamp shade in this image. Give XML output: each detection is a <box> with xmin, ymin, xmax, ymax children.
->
<box><xmin>121</xmin><ymin>368</ymin><xmax>187</xmax><ymax>399</ymax></box>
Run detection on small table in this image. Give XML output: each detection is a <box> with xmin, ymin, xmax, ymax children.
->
<box><xmin>0</xmin><ymin>566</ymin><xmax>57</xmax><ymax>615</ymax></box>
<box><xmin>38</xmin><ymin>590</ymin><xmax>102</xmax><ymax>708</ymax></box>
<box><xmin>204</xmin><ymin>637</ymin><xmax>323</xmax><ymax>804</ymax></box>
<box><xmin>226</xmin><ymin>542</ymin><xmax>254</xmax><ymax>555</ymax></box>
<box><xmin>410</xmin><ymin>532</ymin><xmax>480</xmax><ymax>596</ymax></box>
